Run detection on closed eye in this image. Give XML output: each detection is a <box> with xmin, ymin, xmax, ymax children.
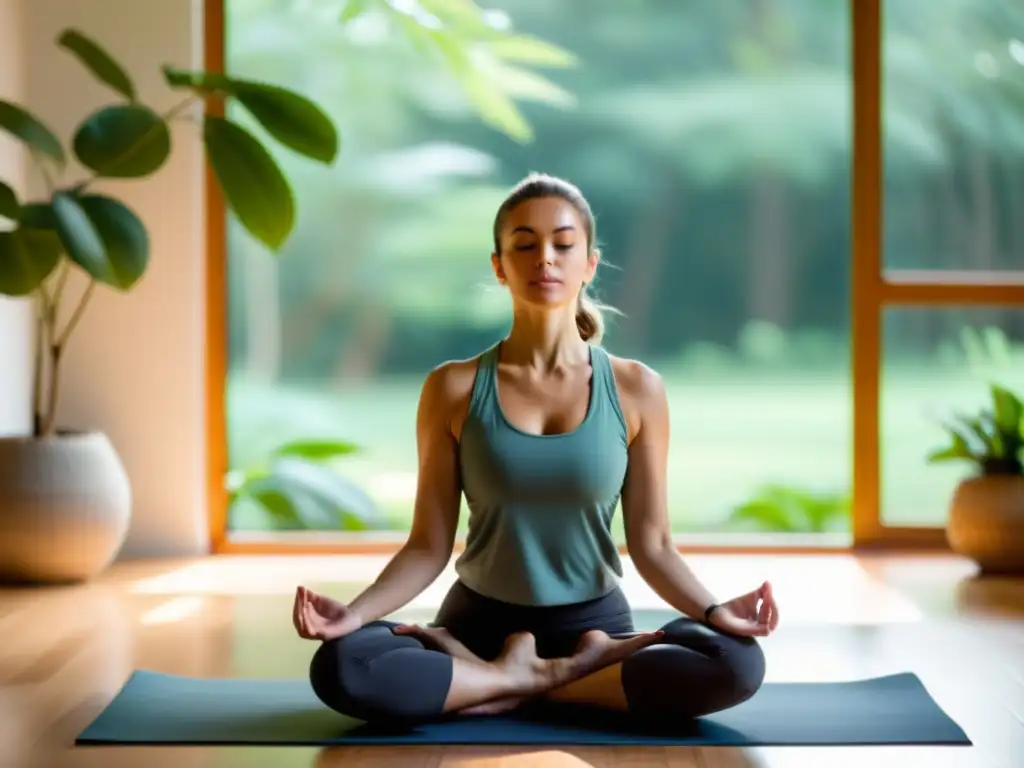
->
<box><xmin>514</xmin><ymin>243</ymin><xmax>575</xmax><ymax>252</ymax></box>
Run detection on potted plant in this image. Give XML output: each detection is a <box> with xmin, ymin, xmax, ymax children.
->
<box><xmin>927</xmin><ymin>383</ymin><xmax>1024</xmax><ymax>574</ymax></box>
<box><xmin>0</xmin><ymin>29</ymin><xmax>338</xmax><ymax>583</ymax></box>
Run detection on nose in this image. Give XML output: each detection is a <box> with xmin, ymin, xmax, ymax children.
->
<box><xmin>537</xmin><ymin>242</ymin><xmax>556</xmax><ymax>265</ymax></box>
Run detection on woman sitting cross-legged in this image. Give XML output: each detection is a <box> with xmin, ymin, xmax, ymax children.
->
<box><xmin>292</xmin><ymin>172</ymin><xmax>779</xmax><ymax>726</ymax></box>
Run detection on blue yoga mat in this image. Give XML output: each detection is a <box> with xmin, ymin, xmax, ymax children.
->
<box><xmin>76</xmin><ymin>669</ymin><xmax>970</xmax><ymax>747</ymax></box>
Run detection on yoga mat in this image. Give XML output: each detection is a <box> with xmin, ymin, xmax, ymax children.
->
<box><xmin>76</xmin><ymin>670</ymin><xmax>971</xmax><ymax>747</ymax></box>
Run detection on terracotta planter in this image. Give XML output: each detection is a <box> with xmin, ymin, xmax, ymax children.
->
<box><xmin>946</xmin><ymin>474</ymin><xmax>1024</xmax><ymax>575</ymax></box>
<box><xmin>0</xmin><ymin>431</ymin><xmax>131</xmax><ymax>583</ymax></box>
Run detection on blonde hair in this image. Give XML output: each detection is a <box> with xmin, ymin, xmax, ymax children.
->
<box><xmin>576</xmin><ymin>289</ymin><xmax>605</xmax><ymax>344</ymax></box>
<box><xmin>493</xmin><ymin>172</ymin><xmax>614</xmax><ymax>344</ymax></box>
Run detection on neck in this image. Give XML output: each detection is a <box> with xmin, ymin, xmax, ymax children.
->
<box><xmin>503</xmin><ymin>304</ymin><xmax>588</xmax><ymax>370</ymax></box>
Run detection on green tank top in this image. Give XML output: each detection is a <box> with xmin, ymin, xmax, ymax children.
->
<box><xmin>454</xmin><ymin>341</ymin><xmax>629</xmax><ymax>607</ymax></box>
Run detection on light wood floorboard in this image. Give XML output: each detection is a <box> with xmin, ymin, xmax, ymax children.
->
<box><xmin>1</xmin><ymin>552</ymin><xmax>1020</xmax><ymax>767</ymax></box>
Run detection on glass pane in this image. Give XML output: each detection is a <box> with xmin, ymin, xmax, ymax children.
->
<box><xmin>224</xmin><ymin>1</ymin><xmax>852</xmax><ymax>539</ymax></box>
<box><xmin>883</xmin><ymin>1</ymin><xmax>1024</xmax><ymax>271</ymax></box>
<box><xmin>881</xmin><ymin>307</ymin><xmax>1024</xmax><ymax>527</ymax></box>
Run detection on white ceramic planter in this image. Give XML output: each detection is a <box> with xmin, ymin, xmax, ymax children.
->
<box><xmin>0</xmin><ymin>431</ymin><xmax>131</xmax><ymax>583</ymax></box>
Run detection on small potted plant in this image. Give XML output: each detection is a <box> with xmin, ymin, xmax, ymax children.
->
<box><xmin>927</xmin><ymin>383</ymin><xmax>1024</xmax><ymax>574</ymax></box>
<box><xmin>0</xmin><ymin>29</ymin><xmax>337</xmax><ymax>583</ymax></box>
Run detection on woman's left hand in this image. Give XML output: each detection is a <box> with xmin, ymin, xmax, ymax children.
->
<box><xmin>708</xmin><ymin>580</ymin><xmax>779</xmax><ymax>637</ymax></box>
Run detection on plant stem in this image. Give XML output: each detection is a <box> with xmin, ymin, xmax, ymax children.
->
<box><xmin>40</xmin><ymin>341</ymin><xmax>62</xmax><ymax>438</ymax></box>
<box><xmin>31</xmin><ymin>149</ymin><xmax>57</xmax><ymax>195</ymax></box>
<box><xmin>37</xmin><ymin>281</ymin><xmax>59</xmax><ymax>437</ymax></box>
<box><xmin>55</xmin><ymin>279</ymin><xmax>95</xmax><ymax>348</ymax></box>
<box><xmin>28</xmin><ymin>92</ymin><xmax>199</xmax><ymax>437</ymax></box>
<box><xmin>31</xmin><ymin>292</ymin><xmax>47</xmax><ymax>437</ymax></box>
<box><xmin>163</xmin><ymin>95</ymin><xmax>200</xmax><ymax>123</ymax></box>
<box><xmin>36</xmin><ymin>277</ymin><xmax>95</xmax><ymax>438</ymax></box>
<box><xmin>51</xmin><ymin>262</ymin><xmax>70</xmax><ymax>308</ymax></box>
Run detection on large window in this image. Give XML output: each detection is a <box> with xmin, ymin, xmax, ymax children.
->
<box><xmin>881</xmin><ymin>309</ymin><xmax>1024</xmax><ymax>527</ymax></box>
<box><xmin>213</xmin><ymin>0</ymin><xmax>1024</xmax><ymax>550</ymax></box>
<box><xmin>877</xmin><ymin>0</ymin><xmax>1024</xmax><ymax>532</ymax></box>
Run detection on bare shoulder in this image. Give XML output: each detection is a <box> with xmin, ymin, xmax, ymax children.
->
<box><xmin>607</xmin><ymin>354</ymin><xmax>665</xmax><ymax>400</ymax></box>
<box><xmin>606</xmin><ymin>353</ymin><xmax>668</xmax><ymax>440</ymax></box>
<box><xmin>419</xmin><ymin>354</ymin><xmax>483</xmax><ymax>439</ymax></box>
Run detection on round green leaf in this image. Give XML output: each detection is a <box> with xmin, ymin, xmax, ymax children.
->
<box><xmin>0</xmin><ymin>100</ymin><xmax>66</xmax><ymax>167</ymax></box>
<box><xmin>73</xmin><ymin>104</ymin><xmax>171</xmax><ymax>178</ymax></box>
<box><xmin>233</xmin><ymin>82</ymin><xmax>339</xmax><ymax>164</ymax></box>
<box><xmin>19</xmin><ymin>201</ymin><xmax>58</xmax><ymax>230</ymax></box>
<box><xmin>163</xmin><ymin>67</ymin><xmax>339</xmax><ymax>165</ymax></box>
<box><xmin>0</xmin><ymin>182</ymin><xmax>19</xmax><ymax>221</ymax></box>
<box><xmin>51</xmin><ymin>193</ymin><xmax>103</xmax><ymax>272</ymax></box>
<box><xmin>57</xmin><ymin>29</ymin><xmax>136</xmax><ymax>101</ymax></box>
<box><xmin>51</xmin><ymin>192</ymin><xmax>149</xmax><ymax>289</ymax></box>
<box><xmin>78</xmin><ymin>195</ymin><xmax>149</xmax><ymax>289</ymax></box>
<box><xmin>0</xmin><ymin>226</ymin><xmax>62</xmax><ymax>296</ymax></box>
<box><xmin>203</xmin><ymin>116</ymin><xmax>294</xmax><ymax>251</ymax></box>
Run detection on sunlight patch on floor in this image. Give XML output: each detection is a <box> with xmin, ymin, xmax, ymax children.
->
<box><xmin>138</xmin><ymin>596</ymin><xmax>207</xmax><ymax>626</ymax></box>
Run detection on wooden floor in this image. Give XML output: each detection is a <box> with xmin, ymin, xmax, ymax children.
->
<box><xmin>2</xmin><ymin>552</ymin><xmax>1022</xmax><ymax>768</ymax></box>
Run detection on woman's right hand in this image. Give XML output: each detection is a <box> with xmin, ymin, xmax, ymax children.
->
<box><xmin>293</xmin><ymin>586</ymin><xmax>363</xmax><ymax>641</ymax></box>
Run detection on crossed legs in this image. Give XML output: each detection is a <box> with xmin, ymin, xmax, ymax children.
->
<box><xmin>309</xmin><ymin>614</ymin><xmax>765</xmax><ymax>724</ymax></box>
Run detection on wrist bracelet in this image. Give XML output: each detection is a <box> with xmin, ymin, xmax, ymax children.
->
<box><xmin>703</xmin><ymin>603</ymin><xmax>720</xmax><ymax>623</ymax></box>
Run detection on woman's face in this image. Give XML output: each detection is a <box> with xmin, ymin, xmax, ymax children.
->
<box><xmin>492</xmin><ymin>196</ymin><xmax>598</xmax><ymax>310</ymax></box>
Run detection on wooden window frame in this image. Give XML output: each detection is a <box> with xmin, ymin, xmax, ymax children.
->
<box><xmin>203</xmin><ymin>0</ymin><xmax>1024</xmax><ymax>556</ymax></box>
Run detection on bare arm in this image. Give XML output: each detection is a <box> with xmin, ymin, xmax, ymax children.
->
<box><xmin>619</xmin><ymin>363</ymin><xmax>718</xmax><ymax>621</ymax></box>
<box><xmin>347</xmin><ymin>364</ymin><xmax>464</xmax><ymax>625</ymax></box>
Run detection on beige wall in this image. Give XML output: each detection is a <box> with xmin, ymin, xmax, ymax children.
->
<box><xmin>0</xmin><ymin>0</ymin><xmax>33</xmax><ymax>437</ymax></box>
<box><xmin>10</xmin><ymin>0</ymin><xmax>210</xmax><ymax>557</ymax></box>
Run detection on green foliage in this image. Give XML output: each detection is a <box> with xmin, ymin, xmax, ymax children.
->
<box><xmin>227</xmin><ymin>437</ymin><xmax>381</xmax><ymax>532</ymax></box>
<box><xmin>339</xmin><ymin>0</ymin><xmax>578</xmax><ymax>143</ymax></box>
<box><xmin>58</xmin><ymin>29</ymin><xmax>137</xmax><ymax>101</ymax></box>
<box><xmin>51</xmin><ymin>193</ymin><xmax>150</xmax><ymax>289</ymax></box>
<box><xmin>203</xmin><ymin>116</ymin><xmax>296</xmax><ymax>251</ymax></box>
<box><xmin>73</xmin><ymin>104</ymin><xmax>171</xmax><ymax>178</ymax></box>
<box><xmin>927</xmin><ymin>384</ymin><xmax>1024</xmax><ymax>476</ymax></box>
<box><xmin>163</xmin><ymin>67</ymin><xmax>340</xmax><ymax>163</ymax></box>
<box><xmin>958</xmin><ymin>326</ymin><xmax>1024</xmax><ymax>376</ymax></box>
<box><xmin>0</xmin><ymin>27</ymin><xmax>337</xmax><ymax>437</ymax></box>
<box><xmin>0</xmin><ymin>181</ymin><xmax>19</xmax><ymax>220</ymax></box>
<box><xmin>726</xmin><ymin>484</ymin><xmax>850</xmax><ymax>533</ymax></box>
<box><xmin>0</xmin><ymin>99</ymin><xmax>66</xmax><ymax>167</ymax></box>
<box><xmin>0</xmin><ymin>227</ymin><xmax>62</xmax><ymax>295</ymax></box>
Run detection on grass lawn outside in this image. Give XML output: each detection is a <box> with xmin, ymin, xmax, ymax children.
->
<box><xmin>225</xmin><ymin>360</ymin><xmax>1012</xmax><ymax>538</ymax></box>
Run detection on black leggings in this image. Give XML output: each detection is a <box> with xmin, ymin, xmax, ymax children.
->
<box><xmin>309</xmin><ymin>580</ymin><xmax>765</xmax><ymax>724</ymax></box>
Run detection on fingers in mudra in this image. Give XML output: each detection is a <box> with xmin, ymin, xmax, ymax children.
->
<box><xmin>716</xmin><ymin>580</ymin><xmax>779</xmax><ymax>637</ymax></box>
<box><xmin>742</xmin><ymin>581</ymin><xmax>777</xmax><ymax>634</ymax></box>
<box><xmin>293</xmin><ymin>586</ymin><xmax>359</xmax><ymax>641</ymax></box>
<box><xmin>758</xmin><ymin>581</ymin><xmax>779</xmax><ymax>632</ymax></box>
<box><xmin>293</xmin><ymin>586</ymin><xmax>316</xmax><ymax>639</ymax></box>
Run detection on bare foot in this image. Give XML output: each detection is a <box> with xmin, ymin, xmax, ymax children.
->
<box><xmin>563</xmin><ymin>629</ymin><xmax>665</xmax><ymax>679</ymax></box>
<box><xmin>493</xmin><ymin>632</ymin><xmax>553</xmax><ymax>690</ymax></box>
<box><xmin>393</xmin><ymin>624</ymin><xmax>480</xmax><ymax>663</ymax></box>
<box><xmin>395</xmin><ymin>626</ymin><xmax>532</xmax><ymax>720</ymax></box>
<box><xmin>462</xmin><ymin>630</ymin><xmax>664</xmax><ymax>716</ymax></box>
<box><xmin>458</xmin><ymin>695</ymin><xmax>528</xmax><ymax>716</ymax></box>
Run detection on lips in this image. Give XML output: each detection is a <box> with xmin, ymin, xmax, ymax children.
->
<box><xmin>531</xmin><ymin>276</ymin><xmax>562</xmax><ymax>285</ymax></box>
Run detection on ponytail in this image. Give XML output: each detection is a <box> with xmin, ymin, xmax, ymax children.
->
<box><xmin>576</xmin><ymin>287</ymin><xmax>604</xmax><ymax>344</ymax></box>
